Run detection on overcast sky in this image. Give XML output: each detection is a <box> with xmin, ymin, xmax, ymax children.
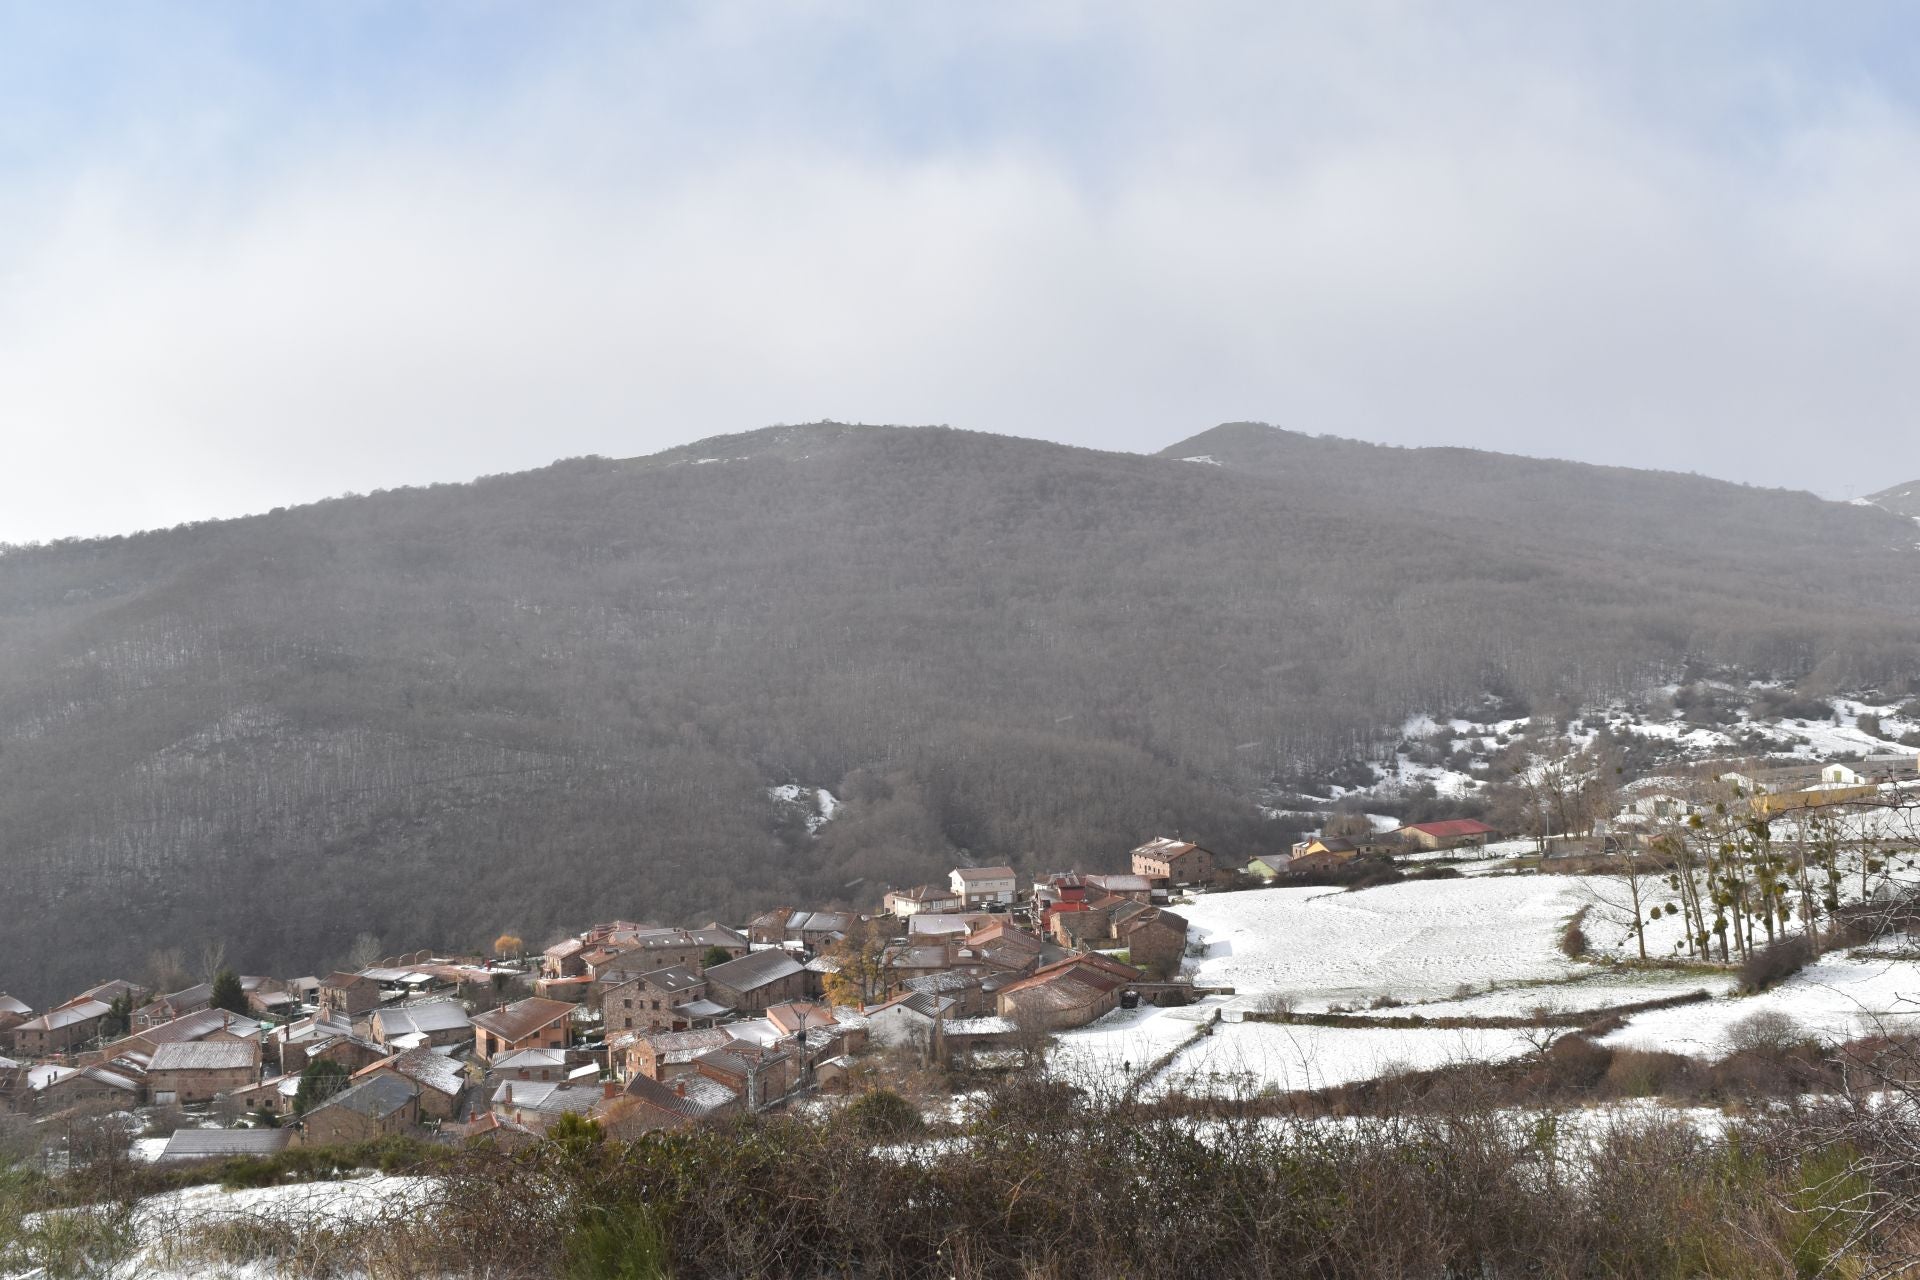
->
<box><xmin>2</xmin><ymin>3</ymin><xmax>1917</xmax><ymax>542</ymax></box>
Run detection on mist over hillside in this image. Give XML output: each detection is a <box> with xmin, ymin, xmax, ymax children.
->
<box><xmin>2</xmin><ymin>422</ymin><xmax>1917</xmax><ymax>1002</ymax></box>
<box><xmin>1864</xmin><ymin>478</ymin><xmax>1920</xmax><ymax>521</ymax></box>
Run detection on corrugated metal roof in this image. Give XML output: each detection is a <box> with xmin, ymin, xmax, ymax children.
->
<box><xmin>703</xmin><ymin>949</ymin><xmax>804</xmax><ymax>992</ymax></box>
<box><xmin>323</xmin><ymin>1073</ymin><xmax>417</xmax><ymax>1121</ymax></box>
<box><xmin>16</xmin><ymin>999</ymin><xmax>109</xmax><ymax>1031</ymax></box>
<box><xmin>149</xmin><ymin>1040</ymin><xmax>258</xmax><ymax>1073</ymax></box>
<box><xmin>161</xmin><ymin>1129</ymin><xmax>292</xmax><ymax>1159</ymax></box>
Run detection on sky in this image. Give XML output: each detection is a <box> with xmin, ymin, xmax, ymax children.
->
<box><xmin>2</xmin><ymin>2</ymin><xmax>1918</xmax><ymax>542</ymax></box>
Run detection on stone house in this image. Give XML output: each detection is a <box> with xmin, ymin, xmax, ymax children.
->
<box><xmin>132</xmin><ymin>983</ymin><xmax>213</xmax><ymax>1030</ymax></box>
<box><xmin>488</xmin><ymin>1047</ymin><xmax>572</xmax><ymax>1083</ymax></box>
<box><xmin>317</xmin><ymin>972</ymin><xmax>382</xmax><ymax>1022</ymax></box>
<box><xmin>702</xmin><ymin>950</ymin><xmax>807</xmax><ymax>1012</ymax></box>
<box><xmin>601</xmin><ymin>966</ymin><xmax>708</xmax><ymax>1034</ymax></box>
<box><xmin>489</xmin><ymin>1079</ymin><xmax>613</xmax><ymax>1133</ymax></box>
<box><xmin>746</xmin><ymin>908</ymin><xmax>796</xmax><ymax>947</ymax></box>
<box><xmin>608</xmin><ymin>1072</ymin><xmax>740</xmax><ymax>1133</ymax></box>
<box><xmin>471</xmin><ymin>997</ymin><xmax>574</xmax><ymax>1062</ymax></box>
<box><xmin>226</xmin><ymin>1073</ymin><xmax>302</xmax><ymax>1118</ymax></box>
<box><xmin>369</xmin><ymin>1001</ymin><xmax>472</xmax><ymax>1050</ymax></box>
<box><xmin>359</xmin><ymin>1047</ymin><xmax>470</xmax><ymax>1121</ymax></box>
<box><xmin>30</xmin><ymin>1065</ymin><xmax>144</xmax><ymax>1113</ymax></box>
<box><xmin>108</xmin><ymin>1007</ymin><xmax>257</xmax><ymax>1062</ymax></box>
<box><xmin>9</xmin><ymin>999</ymin><xmax>111</xmax><ymax>1056</ymax></box>
<box><xmin>995</xmin><ymin>956</ymin><xmax>1136</xmax><ymax>1032</ymax></box>
<box><xmin>1117</xmin><ymin>908</ymin><xmax>1188</xmax><ymax>978</ymax></box>
<box><xmin>863</xmin><ymin>993</ymin><xmax>955</xmax><ymax>1059</ymax></box>
<box><xmin>542</xmin><ymin>938</ymin><xmax>588</xmax><ymax>978</ymax></box>
<box><xmin>147</xmin><ymin>1039</ymin><xmax>260</xmax><ymax>1105</ymax></box>
<box><xmin>617</xmin><ymin>1028</ymin><xmax>735</xmax><ymax>1082</ymax></box>
<box><xmin>1051</xmin><ymin>905</ymin><xmax>1117</xmax><ymax>949</ymax></box>
<box><xmin>0</xmin><ymin>995</ymin><xmax>31</xmax><ymax>1039</ymax></box>
<box><xmin>690</xmin><ymin>924</ymin><xmax>751</xmax><ymax>960</ymax></box>
<box><xmin>301</xmin><ymin>1074</ymin><xmax>420</xmax><ymax>1145</ymax></box>
<box><xmin>691</xmin><ymin>1041</ymin><xmax>799</xmax><ymax>1111</ymax></box>
<box><xmin>1130</xmin><ymin>838</ymin><xmax>1215</xmax><ymax>886</ymax></box>
<box><xmin>779</xmin><ymin>911</ymin><xmax>856</xmax><ymax>951</ymax></box>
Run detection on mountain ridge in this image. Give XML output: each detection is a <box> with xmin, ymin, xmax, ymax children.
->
<box><xmin>1</xmin><ymin>422</ymin><xmax>1915</xmax><ymax>1002</ymax></box>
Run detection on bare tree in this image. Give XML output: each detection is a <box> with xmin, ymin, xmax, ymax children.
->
<box><xmin>346</xmin><ymin>933</ymin><xmax>386</xmax><ymax>971</ymax></box>
<box><xmin>197</xmin><ymin>939</ymin><xmax>229</xmax><ymax>984</ymax></box>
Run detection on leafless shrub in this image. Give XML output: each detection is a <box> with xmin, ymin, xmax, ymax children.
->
<box><xmin>1256</xmin><ymin>991</ymin><xmax>1294</xmax><ymax>1018</ymax></box>
<box><xmin>1559</xmin><ymin>907</ymin><xmax>1590</xmax><ymax>959</ymax></box>
<box><xmin>1724</xmin><ymin>1009</ymin><xmax>1806</xmax><ymax>1057</ymax></box>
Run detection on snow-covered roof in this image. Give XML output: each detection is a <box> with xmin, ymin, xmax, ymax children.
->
<box><xmin>149</xmin><ymin>1040</ymin><xmax>257</xmax><ymax>1072</ymax></box>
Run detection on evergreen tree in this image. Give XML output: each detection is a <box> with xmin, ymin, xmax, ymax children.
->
<box><xmin>293</xmin><ymin>1059</ymin><xmax>350</xmax><ymax>1114</ymax></box>
<box><xmin>210</xmin><ymin>968</ymin><xmax>248</xmax><ymax>1015</ymax></box>
<box><xmin>101</xmin><ymin>992</ymin><xmax>132</xmax><ymax>1038</ymax></box>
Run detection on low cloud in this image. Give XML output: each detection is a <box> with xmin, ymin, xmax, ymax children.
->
<box><xmin>2</xmin><ymin>5</ymin><xmax>1917</xmax><ymax>541</ymax></box>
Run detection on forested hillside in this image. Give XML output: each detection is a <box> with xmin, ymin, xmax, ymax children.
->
<box><xmin>2</xmin><ymin>423</ymin><xmax>1917</xmax><ymax>1001</ymax></box>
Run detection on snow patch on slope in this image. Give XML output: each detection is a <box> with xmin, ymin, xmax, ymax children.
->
<box><xmin>769</xmin><ymin>783</ymin><xmax>842</xmax><ymax>834</ymax></box>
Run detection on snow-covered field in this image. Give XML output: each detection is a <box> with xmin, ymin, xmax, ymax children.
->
<box><xmin>1051</xmin><ymin>875</ymin><xmax>1920</xmax><ymax>1101</ymax></box>
<box><xmin>1603</xmin><ymin>954</ymin><xmax>1920</xmax><ymax>1056</ymax></box>
<box><xmin>1181</xmin><ymin>878</ymin><xmax>1589</xmax><ymax>1009</ymax></box>
<box><xmin>1154</xmin><ymin>1022</ymin><xmax>1540</xmax><ymax>1097</ymax></box>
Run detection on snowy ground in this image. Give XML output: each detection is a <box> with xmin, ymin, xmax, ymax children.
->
<box><xmin>1050</xmin><ymin>875</ymin><xmax>1920</xmax><ymax>1101</ymax></box>
<box><xmin>1603</xmin><ymin>953</ymin><xmax>1920</xmax><ymax>1056</ymax></box>
<box><xmin>1152</xmin><ymin>1022</ymin><xmax>1540</xmax><ymax>1097</ymax></box>
<box><xmin>1180</xmin><ymin>878</ymin><xmax>1590</xmax><ymax>1010</ymax></box>
<box><xmin>9</xmin><ymin>1174</ymin><xmax>438</xmax><ymax>1280</ymax></box>
<box><xmin>1049</xmin><ymin>999</ymin><xmax>1227</xmax><ymax>1088</ymax></box>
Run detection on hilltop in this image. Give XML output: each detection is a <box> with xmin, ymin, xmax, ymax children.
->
<box><xmin>1863</xmin><ymin>477</ymin><xmax>1920</xmax><ymax>521</ymax></box>
<box><xmin>1</xmin><ymin>422</ymin><xmax>1917</xmax><ymax>1001</ymax></box>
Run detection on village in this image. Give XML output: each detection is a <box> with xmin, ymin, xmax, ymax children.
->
<box><xmin>6</xmin><ymin>743</ymin><xmax>1917</xmax><ymax>1173</ymax></box>
<box><xmin>0</xmin><ymin>836</ymin><xmax>1245</xmax><ymax>1161</ymax></box>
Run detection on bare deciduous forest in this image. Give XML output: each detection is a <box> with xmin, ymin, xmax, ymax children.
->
<box><xmin>1</xmin><ymin>422</ymin><xmax>1915</xmax><ymax>1001</ymax></box>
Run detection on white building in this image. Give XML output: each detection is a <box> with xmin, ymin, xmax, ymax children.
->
<box><xmin>948</xmin><ymin>865</ymin><xmax>1019</xmax><ymax>907</ymax></box>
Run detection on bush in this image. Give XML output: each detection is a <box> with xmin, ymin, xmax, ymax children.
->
<box><xmin>1544</xmin><ymin>1034</ymin><xmax>1613</xmax><ymax>1088</ymax></box>
<box><xmin>566</xmin><ymin>1205</ymin><xmax>672</xmax><ymax>1280</ymax></box>
<box><xmin>1739</xmin><ymin>936</ymin><xmax>1812</xmax><ymax>994</ymax></box>
<box><xmin>1603</xmin><ymin>1047</ymin><xmax>1696</xmax><ymax>1098</ymax></box>
<box><xmin>1559</xmin><ymin>907</ymin><xmax>1590</xmax><ymax>959</ymax></box>
<box><xmin>1724</xmin><ymin>1009</ymin><xmax>1805</xmax><ymax>1057</ymax></box>
<box><xmin>841</xmin><ymin>1088</ymin><xmax>925</xmax><ymax>1140</ymax></box>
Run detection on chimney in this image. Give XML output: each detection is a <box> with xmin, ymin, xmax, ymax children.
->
<box><xmin>602</xmin><ymin>1081</ymin><xmax>618</xmax><ymax>1099</ymax></box>
<box><xmin>502</xmin><ymin>1083</ymin><xmax>513</xmax><ymax>1106</ymax></box>
<box><xmin>673</xmin><ymin>1079</ymin><xmax>686</xmax><ymax>1096</ymax></box>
